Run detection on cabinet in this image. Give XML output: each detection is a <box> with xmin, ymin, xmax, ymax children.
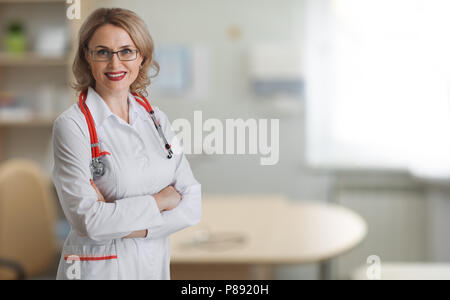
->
<box><xmin>0</xmin><ymin>0</ymin><xmax>77</xmax><ymax>169</ymax></box>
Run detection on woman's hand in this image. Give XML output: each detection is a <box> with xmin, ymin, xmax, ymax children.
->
<box><xmin>124</xmin><ymin>230</ymin><xmax>148</xmax><ymax>239</ymax></box>
<box><xmin>90</xmin><ymin>179</ymin><xmax>105</xmax><ymax>202</ymax></box>
<box><xmin>154</xmin><ymin>185</ymin><xmax>181</xmax><ymax>212</ymax></box>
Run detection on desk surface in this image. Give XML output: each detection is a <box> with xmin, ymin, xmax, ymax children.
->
<box><xmin>170</xmin><ymin>195</ymin><xmax>367</xmax><ymax>264</ymax></box>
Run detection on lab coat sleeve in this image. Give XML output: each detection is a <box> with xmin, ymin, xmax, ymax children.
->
<box><xmin>145</xmin><ymin>107</ymin><xmax>202</xmax><ymax>240</ymax></box>
<box><xmin>52</xmin><ymin>115</ymin><xmax>164</xmax><ymax>242</ymax></box>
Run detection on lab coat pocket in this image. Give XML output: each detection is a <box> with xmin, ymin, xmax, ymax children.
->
<box><xmin>61</xmin><ymin>243</ymin><xmax>119</xmax><ymax>280</ymax></box>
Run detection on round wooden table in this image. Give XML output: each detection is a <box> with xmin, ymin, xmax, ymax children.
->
<box><xmin>170</xmin><ymin>195</ymin><xmax>367</xmax><ymax>280</ymax></box>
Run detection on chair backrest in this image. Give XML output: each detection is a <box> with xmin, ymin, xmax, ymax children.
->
<box><xmin>0</xmin><ymin>159</ymin><xmax>56</xmax><ymax>279</ymax></box>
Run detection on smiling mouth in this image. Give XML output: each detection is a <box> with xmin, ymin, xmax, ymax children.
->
<box><xmin>105</xmin><ymin>72</ymin><xmax>127</xmax><ymax>81</ymax></box>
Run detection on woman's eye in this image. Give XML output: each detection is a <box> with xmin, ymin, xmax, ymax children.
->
<box><xmin>97</xmin><ymin>49</ymin><xmax>109</xmax><ymax>55</ymax></box>
<box><xmin>121</xmin><ymin>49</ymin><xmax>132</xmax><ymax>54</ymax></box>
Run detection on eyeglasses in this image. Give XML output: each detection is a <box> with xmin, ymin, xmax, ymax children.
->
<box><xmin>88</xmin><ymin>48</ymin><xmax>139</xmax><ymax>62</ymax></box>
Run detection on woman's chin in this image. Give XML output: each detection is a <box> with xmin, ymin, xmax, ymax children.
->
<box><xmin>100</xmin><ymin>81</ymin><xmax>131</xmax><ymax>93</ymax></box>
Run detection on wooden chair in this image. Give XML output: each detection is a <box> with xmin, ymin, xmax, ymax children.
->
<box><xmin>0</xmin><ymin>160</ymin><xmax>56</xmax><ymax>280</ymax></box>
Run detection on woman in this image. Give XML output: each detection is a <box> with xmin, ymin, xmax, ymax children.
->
<box><xmin>52</xmin><ymin>8</ymin><xmax>201</xmax><ymax>280</ymax></box>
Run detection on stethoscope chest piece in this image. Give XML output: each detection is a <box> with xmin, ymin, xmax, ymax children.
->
<box><xmin>90</xmin><ymin>158</ymin><xmax>105</xmax><ymax>178</ymax></box>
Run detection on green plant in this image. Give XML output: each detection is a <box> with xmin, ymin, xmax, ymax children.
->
<box><xmin>7</xmin><ymin>21</ymin><xmax>24</xmax><ymax>34</ymax></box>
<box><xmin>4</xmin><ymin>21</ymin><xmax>27</xmax><ymax>54</ymax></box>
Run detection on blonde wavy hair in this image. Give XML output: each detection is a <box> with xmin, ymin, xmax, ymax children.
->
<box><xmin>72</xmin><ymin>8</ymin><xmax>159</xmax><ymax>96</ymax></box>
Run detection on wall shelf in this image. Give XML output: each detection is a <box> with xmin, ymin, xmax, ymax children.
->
<box><xmin>0</xmin><ymin>52</ymin><xmax>68</xmax><ymax>67</ymax></box>
<box><xmin>0</xmin><ymin>116</ymin><xmax>56</xmax><ymax>127</ymax></box>
<box><xmin>0</xmin><ymin>0</ymin><xmax>73</xmax><ymax>163</ymax></box>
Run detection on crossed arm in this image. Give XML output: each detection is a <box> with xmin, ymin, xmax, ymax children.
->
<box><xmin>53</xmin><ymin>112</ymin><xmax>201</xmax><ymax>242</ymax></box>
<box><xmin>89</xmin><ymin>179</ymin><xmax>181</xmax><ymax>238</ymax></box>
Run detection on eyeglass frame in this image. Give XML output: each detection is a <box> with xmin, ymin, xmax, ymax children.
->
<box><xmin>87</xmin><ymin>47</ymin><xmax>140</xmax><ymax>62</ymax></box>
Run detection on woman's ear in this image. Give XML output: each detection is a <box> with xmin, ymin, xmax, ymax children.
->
<box><xmin>140</xmin><ymin>54</ymin><xmax>146</xmax><ymax>67</ymax></box>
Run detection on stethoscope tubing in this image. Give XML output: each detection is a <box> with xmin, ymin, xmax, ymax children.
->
<box><xmin>133</xmin><ymin>92</ymin><xmax>173</xmax><ymax>159</ymax></box>
<box><xmin>79</xmin><ymin>92</ymin><xmax>100</xmax><ymax>158</ymax></box>
<box><xmin>78</xmin><ymin>90</ymin><xmax>173</xmax><ymax>177</ymax></box>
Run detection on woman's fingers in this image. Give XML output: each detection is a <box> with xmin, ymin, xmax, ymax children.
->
<box><xmin>90</xmin><ymin>179</ymin><xmax>96</xmax><ymax>190</ymax></box>
<box><xmin>90</xmin><ymin>179</ymin><xmax>106</xmax><ymax>202</ymax></box>
<box><xmin>154</xmin><ymin>185</ymin><xmax>182</xmax><ymax>211</ymax></box>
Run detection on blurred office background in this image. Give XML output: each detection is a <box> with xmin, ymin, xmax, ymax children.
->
<box><xmin>1</xmin><ymin>0</ymin><xmax>450</xmax><ymax>280</ymax></box>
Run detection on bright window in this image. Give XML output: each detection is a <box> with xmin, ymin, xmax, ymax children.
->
<box><xmin>305</xmin><ymin>0</ymin><xmax>450</xmax><ymax>179</ymax></box>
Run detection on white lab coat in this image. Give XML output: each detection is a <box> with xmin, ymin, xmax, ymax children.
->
<box><xmin>52</xmin><ymin>87</ymin><xmax>201</xmax><ymax>280</ymax></box>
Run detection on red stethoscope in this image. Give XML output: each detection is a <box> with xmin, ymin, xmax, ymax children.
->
<box><xmin>78</xmin><ymin>90</ymin><xmax>173</xmax><ymax>177</ymax></box>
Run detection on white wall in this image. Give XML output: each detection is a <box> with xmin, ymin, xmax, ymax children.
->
<box><xmin>427</xmin><ymin>187</ymin><xmax>450</xmax><ymax>262</ymax></box>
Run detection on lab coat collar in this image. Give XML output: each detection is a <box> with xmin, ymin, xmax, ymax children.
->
<box><xmin>127</xmin><ymin>92</ymin><xmax>141</xmax><ymax>125</ymax></box>
<box><xmin>85</xmin><ymin>87</ymin><xmax>113</xmax><ymax>129</ymax></box>
<box><xmin>85</xmin><ymin>87</ymin><xmax>140</xmax><ymax>128</ymax></box>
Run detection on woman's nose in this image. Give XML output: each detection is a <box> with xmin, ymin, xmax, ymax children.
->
<box><xmin>108</xmin><ymin>52</ymin><xmax>122</xmax><ymax>68</ymax></box>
